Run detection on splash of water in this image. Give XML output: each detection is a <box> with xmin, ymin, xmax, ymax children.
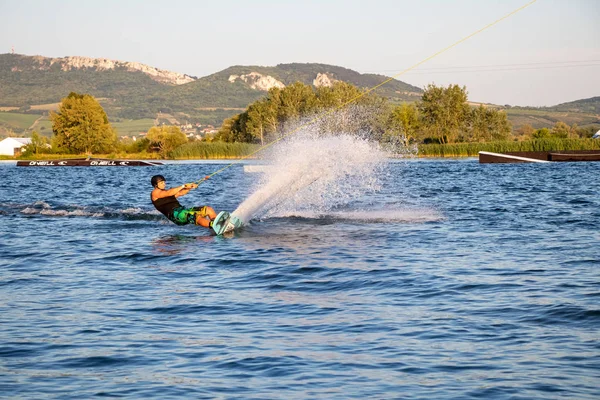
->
<box><xmin>233</xmin><ymin>132</ymin><xmax>390</xmax><ymax>224</ymax></box>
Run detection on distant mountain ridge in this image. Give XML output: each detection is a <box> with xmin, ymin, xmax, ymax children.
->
<box><xmin>0</xmin><ymin>53</ymin><xmax>423</xmax><ymax>120</ymax></box>
<box><xmin>542</xmin><ymin>96</ymin><xmax>600</xmax><ymax>114</ymax></box>
<box><xmin>1</xmin><ymin>54</ymin><xmax>597</xmax><ymax>130</ymax></box>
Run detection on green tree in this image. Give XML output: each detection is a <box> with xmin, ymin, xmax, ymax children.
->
<box><xmin>50</xmin><ymin>92</ymin><xmax>117</xmax><ymax>154</ymax></box>
<box><xmin>245</xmin><ymin>99</ymin><xmax>278</xmax><ymax>145</ymax></box>
<box><xmin>516</xmin><ymin>123</ymin><xmax>535</xmax><ymax>139</ymax></box>
<box><xmin>385</xmin><ymin>102</ymin><xmax>420</xmax><ymax>146</ymax></box>
<box><xmin>467</xmin><ymin>105</ymin><xmax>511</xmax><ymax>142</ymax></box>
<box><xmin>216</xmin><ymin>116</ymin><xmax>238</xmax><ymax>143</ymax></box>
<box><xmin>575</xmin><ymin>125</ymin><xmax>596</xmax><ymax>138</ymax></box>
<box><xmin>119</xmin><ymin>137</ymin><xmax>150</xmax><ymax>154</ymax></box>
<box><xmin>316</xmin><ymin>81</ymin><xmax>364</xmax><ymax>108</ymax></box>
<box><xmin>550</xmin><ymin>121</ymin><xmax>570</xmax><ymax>139</ymax></box>
<box><xmin>23</xmin><ymin>131</ymin><xmax>49</xmax><ymax>155</ymax></box>
<box><xmin>276</xmin><ymin>82</ymin><xmax>319</xmax><ymax>123</ymax></box>
<box><xmin>419</xmin><ymin>84</ymin><xmax>470</xmax><ymax>144</ymax></box>
<box><xmin>569</xmin><ymin>123</ymin><xmax>579</xmax><ymax>139</ymax></box>
<box><xmin>146</xmin><ymin>125</ymin><xmax>188</xmax><ymax>158</ymax></box>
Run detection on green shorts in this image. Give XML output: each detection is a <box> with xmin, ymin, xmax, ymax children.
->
<box><xmin>171</xmin><ymin>206</ymin><xmax>209</xmax><ymax>225</ymax></box>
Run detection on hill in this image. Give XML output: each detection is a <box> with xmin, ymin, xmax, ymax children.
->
<box><xmin>0</xmin><ymin>54</ymin><xmax>191</xmax><ymax>108</ymax></box>
<box><xmin>0</xmin><ymin>54</ymin><xmax>422</xmax><ymax>122</ymax></box>
<box><xmin>542</xmin><ymin>96</ymin><xmax>600</xmax><ymax>114</ymax></box>
<box><xmin>1</xmin><ymin>53</ymin><xmax>597</xmax><ymax>135</ymax></box>
<box><xmin>499</xmin><ymin>96</ymin><xmax>600</xmax><ymax>130</ymax></box>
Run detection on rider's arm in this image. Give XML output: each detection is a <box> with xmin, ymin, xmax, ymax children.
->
<box><xmin>152</xmin><ymin>185</ymin><xmax>186</xmax><ymax>200</ymax></box>
<box><xmin>175</xmin><ymin>187</ymin><xmax>190</xmax><ymax>197</ymax></box>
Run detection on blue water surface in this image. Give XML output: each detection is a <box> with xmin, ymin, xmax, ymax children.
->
<box><xmin>0</xmin><ymin>159</ymin><xmax>598</xmax><ymax>399</ymax></box>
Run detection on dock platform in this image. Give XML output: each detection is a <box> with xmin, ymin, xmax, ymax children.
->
<box><xmin>479</xmin><ymin>150</ymin><xmax>600</xmax><ymax>163</ymax></box>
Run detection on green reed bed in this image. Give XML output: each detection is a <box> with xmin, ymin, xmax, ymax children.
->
<box><xmin>418</xmin><ymin>139</ymin><xmax>600</xmax><ymax>157</ymax></box>
<box><xmin>170</xmin><ymin>142</ymin><xmax>261</xmax><ymax>159</ymax></box>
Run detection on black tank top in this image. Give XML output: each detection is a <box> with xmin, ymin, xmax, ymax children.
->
<box><xmin>152</xmin><ymin>195</ymin><xmax>182</xmax><ymax>218</ymax></box>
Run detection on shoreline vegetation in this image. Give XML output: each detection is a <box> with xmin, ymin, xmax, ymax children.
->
<box><xmin>6</xmin><ymin>138</ymin><xmax>599</xmax><ymax>161</ymax></box>
<box><xmin>4</xmin><ymin>84</ymin><xmax>599</xmax><ymax>161</ymax></box>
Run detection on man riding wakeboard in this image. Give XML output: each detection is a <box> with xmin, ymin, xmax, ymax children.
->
<box><xmin>150</xmin><ymin>175</ymin><xmax>216</xmax><ymax>229</ymax></box>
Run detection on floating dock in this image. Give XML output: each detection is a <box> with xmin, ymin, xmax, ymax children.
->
<box><xmin>17</xmin><ymin>158</ymin><xmax>164</xmax><ymax>167</ymax></box>
<box><xmin>479</xmin><ymin>150</ymin><xmax>600</xmax><ymax>164</ymax></box>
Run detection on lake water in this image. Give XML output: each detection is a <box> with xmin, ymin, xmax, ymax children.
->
<box><xmin>1</xmin><ymin>157</ymin><xmax>599</xmax><ymax>399</ymax></box>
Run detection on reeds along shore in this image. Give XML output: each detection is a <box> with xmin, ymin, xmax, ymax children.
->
<box><xmin>169</xmin><ymin>142</ymin><xmax>259</xmax><ymax>159</ymax></box>
<box><xmin>171</xmin><ymin>138</ymin><xmax>600</xmax><ymax>159</ymax></box>
<box><xmin>417</xmin><ymin>139</ymin><xmax>600</xmax><ymax>158</ymax></box>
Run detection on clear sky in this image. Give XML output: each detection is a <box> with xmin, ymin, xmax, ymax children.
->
<box><xmin>1</xmin><ymin>0</ymin><xmax>598</xmax><ymax>106</ymax></box>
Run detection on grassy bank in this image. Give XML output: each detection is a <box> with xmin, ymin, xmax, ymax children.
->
<box><xmin>418</xmin><ymin>139</ymin><xmax>600</xmax><ymax>157</ymax></box>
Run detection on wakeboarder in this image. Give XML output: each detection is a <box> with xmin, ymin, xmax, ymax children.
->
<box><xmin>150</xmin><ymin>175</ymin><xmax>217</xmax><ymax>229</ymax></box>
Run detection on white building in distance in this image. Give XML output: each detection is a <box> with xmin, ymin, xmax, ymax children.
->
<box><xmin>0</xmin><ymin>137</ymin><xmax>31</xmax><ymax>156</ymax></box>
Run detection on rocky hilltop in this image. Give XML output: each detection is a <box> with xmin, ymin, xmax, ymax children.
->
<box><xmin>228</xmin><ymin>72</ymin><xmax>285</xmax><ymax>91</ymax></box>
<box><xmin>10</xmin><ymin>55</ymin><xmax>196</xmax><ymax>85</ymax></box>
<box><xmin>227</xmin><ymin>71</ymin><xmax>339</xmax><ymax>90</ymax></box>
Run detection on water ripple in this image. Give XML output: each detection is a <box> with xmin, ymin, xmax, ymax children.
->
<box><xmin>0</xmin><ymin>161</ymin><xmax>598</xmax><ymax>399</ymax></box>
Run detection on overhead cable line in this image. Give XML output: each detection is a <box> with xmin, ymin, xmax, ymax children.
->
<box><xmin>365</xmin><ymin>60</ymin><xmax>600</xmax><ymax>74</ymax></box>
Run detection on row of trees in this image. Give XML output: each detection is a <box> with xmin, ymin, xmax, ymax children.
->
<box><xmin>515</xmin><ymin>121</ymin><xmax>596</xmax><ymax>140</ymax></box>
<box><xmin>216</xmin><ymin>82</ymin><xmax>512</xmax><ymax>145</ymax></box>
<box><xmin>22</xmin><ymin>86</ymin><xmax>594</xmax><ymax>158</ymax></box>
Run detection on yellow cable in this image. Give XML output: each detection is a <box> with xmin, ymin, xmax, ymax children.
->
<box><xmin>196</xmin><ymin>0</ymin><xmax>538</xmax><ymax>184</ymax></box>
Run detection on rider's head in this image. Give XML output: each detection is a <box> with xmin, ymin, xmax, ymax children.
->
<box><xmin>151</xmin><ymin>175</ymin><xmax>166</xmax><ymax>188</ymax></box>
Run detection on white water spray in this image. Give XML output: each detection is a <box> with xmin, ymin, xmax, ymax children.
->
<box><xmin>232</xmin><ymin>111</ymin><xmax>393</xmax><ymax>224</ymax></box>
<box><xmin>229</xmin><ymin>107</ymin><xmax>440</xmax><ymax>226</ymax></box>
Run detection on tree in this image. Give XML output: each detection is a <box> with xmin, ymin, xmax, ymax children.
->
<box><xmin>245</xmin><ymin>99</ymin><xmax>278</xmax><ymax>145</ymax></box>
<box><xmin>316</xmin><ymin>81</ymin><xmax>365</xmax><ymax>108</ymax></box>
<box><xmin>467</xmin><ymin>105</ymin><xmax>511</xmax><ymax>142</ymax></box>
<box><xmin>385</xmin><ymin>102</ymin><xmax>420</xmax><ymax>146</ymax></box>
<box><xmin>23</xmin><ymin>131</ymin><xmax>49</xmax><ymax>155</ymax></box>
<box><xmin>419</xmin><ymin>84</ymin><xmax>470</xmax><ymax>144</ymax></box>
<box><xmin>516</xmin><ymin>123</ymin><xmax>535</xmax><ymax>139</ymax></box>
<box><xmin>277</xmin><ymin>82</ymin><xmax>319</xmax><ymax>123</ymax></box>
<box><xmin>575</xmin><ymin>125</ymin><xmax>596</xmax><ymax>139</ymax></box>
<box><xmin>550</xmin><ymin>121</ymin><xmax>570</xmax><ymax>139</ymax></box>
<box><xmin>569</xmin><ymin>123</ymin><xmax>580</xmax><ymax>139</ymax></box>
<box><xmin>50</xmin><ymin>92</ymin><xmax>117</xmax><ymax>154</ymax></box>
<box><xmin>216</xmin><ymin>116</ymin><xmax>240</xmax><ymax>143</ymax></box>
<box><xmin>146</xmin><ymin>125</ymin><xmax>188</xmax><ymax>158</ymax></box>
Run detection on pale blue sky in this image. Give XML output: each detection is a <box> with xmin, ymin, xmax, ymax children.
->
<box><xmin>1</xmin><ymin>0</ymin><xmax>598</xmax><ymax>106</ymax></box>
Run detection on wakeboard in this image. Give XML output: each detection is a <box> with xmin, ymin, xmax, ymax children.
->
<box><xmin>212</xmin><ymin>211</ymin><xmax>244</xmax><ymax>235</ymax></box>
